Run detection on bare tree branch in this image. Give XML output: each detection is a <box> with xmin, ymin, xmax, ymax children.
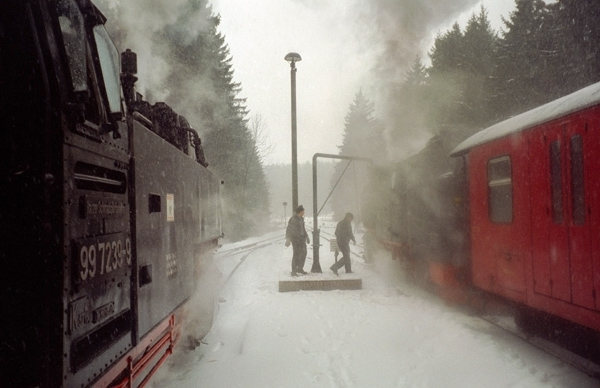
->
<box><xmin>249</xmin><ymin>113</ymin><xmax>274</xmax><ymax>163</ymax></box>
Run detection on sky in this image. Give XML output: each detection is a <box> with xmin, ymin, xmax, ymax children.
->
<box><xmin>209</xmin><ymin>0</ymin><xmax>518</xmax><ymax>165</ymax></box>
<box><xmin>149</xmin><ymin>222</ymin><xmax>598</xmax><ymax>387</ymax></box>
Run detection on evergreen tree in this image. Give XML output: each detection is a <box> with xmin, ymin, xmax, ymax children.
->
<box><xmin>98</xmin><ymin>0</ymin><xmax>270</xmax><ymax>241</ymax></box>
<box><xmin>330</xmin><ymin>91</ymin><xmax>384</xmax><ymax>221</ymax></box>
<box><xmin>429</xmin><ymin>23</ymin><xmax>466</xmax><ymax>74</ymax></box>
<box><xmin>405</xmin><ymin>56</ymin><xmax>428</xmax><ymax>88</ymax></box>
<box><xmin>495</xmin><ymin>0</ymin><xmax>553</xmax><ymax>116</ymax></box>
<box><xmin>553</xmin><ymin>0</ymin><xmax>600</xmax><ymax>91</ymax></box>
<box><xmin>386</xmin><ymin>55</ymin><xmax>433</xmax><ymax>144</ymax></box>
<box><xmin>461</xmin><ymin>7</ymin><xmax>499</xmax><ymax>127</ymax></box>
<box><xmin>427</xmin><ymin>23</ymin><xmax>468</xmax><ymax>132</ymax></box>
<box><xmin>494</xmin><ymin>0</ymin><xmax>600</xmax><ymax>117</ymax></box>
<box><xmin>196</xmin><ymin>24</ymin><xmax>270</xmax><ymax>240</ymax></box>
<box><xmin>428</xmin><ymin>8</ymin><xmax>498</xmax><ymax>132</ymax></box>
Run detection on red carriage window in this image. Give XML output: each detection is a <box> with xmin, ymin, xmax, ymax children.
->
<box><xmin>550</xmin><ymin>140</ymin><xmax>564</xmax><ymax>224</ymax></box>
<box><xmin>570</xmin><ymin>134</ymin><xmax>585</xmax><ymax>225</ymax></box>
<box><xmin>488</xmin><ymin>156</ymin><xmax>513</xmax><ymax>223</ymax></box>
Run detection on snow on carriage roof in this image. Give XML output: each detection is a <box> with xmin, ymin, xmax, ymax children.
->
<box><xmin>450</xmin><ymin>81</ymin><xmax>600</xmax><ymax>156</ymax></box>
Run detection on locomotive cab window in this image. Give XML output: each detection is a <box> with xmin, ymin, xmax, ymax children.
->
<box><xmin>93</xmin><ymin>24</ymin><xmax>123</xmax><ymax>120</ymax></box>
<box><xmin>56</xmin><ymin>0</ymin><xmax>121</xmax><ymax>132</ymax></box>
<box><xmin>488</xmin><ymin>156</ymin><xmax>513</xmax><ymax>223</ymax></box>
<box><xmin>56</xmin><ymin>0</ymin><xmax>87</xmax><ymax>93</ymax></box>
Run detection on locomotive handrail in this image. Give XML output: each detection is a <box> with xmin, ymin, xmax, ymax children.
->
<box><xmin>74</xmin><ymin>173</ymin><xmax>123</xmax><ymax>186</ymax></box>
<box><xmin>132</xmin><ymin>111</ymin><xmax>153</xmax><ymax>128</ymax></box>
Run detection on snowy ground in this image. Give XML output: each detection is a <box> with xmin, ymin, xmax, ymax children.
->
<box><xmin>150</xmin><ymin>220</ymin><xmax>599</xmax><ymax>388</ymax></box>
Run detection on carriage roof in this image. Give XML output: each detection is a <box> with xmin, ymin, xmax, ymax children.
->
<box><xmin>451</xmin><ymin>81</ymin><xmax>600</xmax><ymax>156</ymax></box>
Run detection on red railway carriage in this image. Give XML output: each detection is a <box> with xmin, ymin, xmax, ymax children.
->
<box><xmin>452</xmin><ymin>82</ymin><xmax>600</xmax><ymax>332</ymax></box>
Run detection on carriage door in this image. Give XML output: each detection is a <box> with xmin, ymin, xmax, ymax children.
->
<box><xmin>530</xmin><ymin>122</ymin><xmax>594</xmax><ymax>308</ymax></box>
<box><xmin>531</xmin><ymin>125</ymin><xmax>571</xmax><ymax>302</ymax></box>
<box><xmin>565</xmin><ymin>121</ymin><xmax>594</xmax><ymax>309</ymax></box>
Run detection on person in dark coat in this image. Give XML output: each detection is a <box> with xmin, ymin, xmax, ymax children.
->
<box><xmin>330</xmin><ymin>212</ymin><xmax>356</xmax><ymax>275</ymax></box>
<box><xmin>285</xmin><ymin>205</ymin><xmax>310</xmax><ymax>276</ymax></box>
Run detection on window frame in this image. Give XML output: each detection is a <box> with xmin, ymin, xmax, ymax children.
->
<box><xmin>570</xmin><ymin>134</ymin><xmax>585</xmax><ymax>225</ymax></box>
<box><xmin>487</xmin><ymin>155</ymin><xmax>513</xmax><ymax>224</ymax></box>
<box><xmin>549</xmin><ymin>139</ymin><xmax>564</xmax><ymax>224</ymax></box>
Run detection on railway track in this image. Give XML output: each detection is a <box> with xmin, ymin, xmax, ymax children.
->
<box><xmin>215</xmin><ymin>235</ymin><xmax>284</xmax><ymax>259</ymax></box>
<box><xmin>216</xmin><ymin>230</ymin><xmax>600</xmax><ymax>380</ymax></box>
<box><xmin>216</xmin><ymin>234</ymin><xmax>286</xmax><ymax>285</ymax></box>
<box><xmin>480</xmin><ymin>314</ymin><xmax>600</xmax><ymax>379</ymax></box>
<box><xmin>215</xmin><ymin>225</ymin><xmax>366</xmax><ymax>283</ymax></box>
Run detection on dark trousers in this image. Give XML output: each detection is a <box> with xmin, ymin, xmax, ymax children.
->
<box><xmin>291</xmin><ymin>242</ymin><xmax>307</xmax><ymax>272</ymax></box>
<box><xmin>331</xmin><ymin>244</ymin><xmax>351</xmax><ymax>273</ymax></box>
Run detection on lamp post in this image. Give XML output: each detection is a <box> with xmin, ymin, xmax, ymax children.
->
<box><xmin>284</xmin><ymin>52</ymin><xmax>301</xmax><ymax>211</ymax></box>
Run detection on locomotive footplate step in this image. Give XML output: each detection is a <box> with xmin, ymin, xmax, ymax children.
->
<box><xmin>279</xmin><ymin>274</ymin><xmax>362</xmax><ymax>292</ymax></box>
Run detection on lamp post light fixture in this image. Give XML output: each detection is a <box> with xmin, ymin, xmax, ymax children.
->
<box><xmin>284</xmin><ymin>52</ymin><xmax>302</xmax><ymax>211</ymax></box>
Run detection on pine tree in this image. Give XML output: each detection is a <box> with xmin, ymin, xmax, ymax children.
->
<box><xmin>461</xmin><ymin>7</ymin><xmax>499</xmax><ymax>127</ymax></box>
<box><xmin>428</xmin><ymin>8</ymin><xmax>498</xmax><ymax>132</ymax></box>
<box><xmin>553</xmin><ymin>0</ymin><xmax>600</xmax><ymax>92</ymax></box>
<box><xmin>330</xmin><ymin>91</ymin><xmax>383</xmax><ymax>221</ymax></box>
<box><xmin>197</xmin><ymin>24</ymin><xmax>270</xmax><ymax>240</ymax></box>
<box><xmin>386</xmin><ymin>55</ymin><xmax>433</xmax><ymax>143</ymax></box>
<box><xmin>492</xmin><ymin>0</ymin><xmax>600</xmax><ymax>118</ymax></box>
<box><xmin>495</xmin><ymin>0</ymin><xmax>552</xmax><ymax>116</ymax></box>
<box><xmin>427</xmin><ymin>23</ymin><xmax>467</xmax><ymax>133</ymax></box>
<box><xmin>98</xmin><ymin>0</ymin><xmax>270</xmax><ymax>241</ymax></box>
<box><xmin>429</xmin><ymin>23</ymin><xmax>466</xmax><ymax>75</ymax></box>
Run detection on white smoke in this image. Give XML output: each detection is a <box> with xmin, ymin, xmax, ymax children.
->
<box><xmin>96</xmin><ymin>0</ymin><xmax>218</xmax><ymax>129</ymax></box>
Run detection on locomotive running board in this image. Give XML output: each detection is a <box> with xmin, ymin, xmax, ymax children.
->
<box><xmin>279</xmin><ymin>276</ymin><xmax>362</xmax><ymax>292</ymax></box>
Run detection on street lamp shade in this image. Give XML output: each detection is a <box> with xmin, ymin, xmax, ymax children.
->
<box><xmin>284</xmin><ymin>52</ymin><xmax>302</xmax><ymax>64</ymax></box>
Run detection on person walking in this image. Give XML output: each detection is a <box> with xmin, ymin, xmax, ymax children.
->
<box><xmin>285</xmin><ymin>205</ymin><xmax>310</xmax><ymax>276</ymax></box>
<box><xmin>330</xmin><ymin>212</ymin><xmax>356</xmax><ymax>275</ymax></box>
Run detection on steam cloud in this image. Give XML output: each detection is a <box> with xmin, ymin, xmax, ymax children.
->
<box><xmin>355</xmin><ymin>0</ymin><xmax>479</xmax><ymax>81</ymax></box>
<box><xmin>350</xmin><ymin>0</ymin><xmax>480</xmax><ymax>162</ymax></box>
<box><xmin>98</xmin><ymin>0</ymin><xmax>481</xmax><ymax>161</ymax></box>
<box><xmin>96</xmin><ymin>0</ymin><xmax>218</xmax><ymax>135</ymax></box>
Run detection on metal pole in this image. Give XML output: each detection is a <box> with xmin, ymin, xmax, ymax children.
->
<box><xmin>290</xmin><ymin>62</ymin><xmax>298</xmax><ymax>211</ymax></box>
<box><xmin>311</xmin><ymin>155</ymin><xmax>321</xmax><ymax>272</ymax></box>
<box><xmin>311</xmin><ymin>153</ymin><xmax>372</xmax><ymax>273</ymax></box>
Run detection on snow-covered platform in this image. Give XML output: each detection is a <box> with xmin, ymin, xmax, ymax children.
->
<box><xmin>278</xmin><ymin>273</ymin><xmax>362</xmax><ymax>292</ymax></box>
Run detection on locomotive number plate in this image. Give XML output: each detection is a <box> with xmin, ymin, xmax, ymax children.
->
<box><xmin>74</xmin><ymin>233</ymin><xmax>132</xmax><ymax>283</ymax></box>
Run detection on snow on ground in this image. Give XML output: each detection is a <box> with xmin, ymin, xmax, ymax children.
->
<box><xmin>150</xmin><ymin>221</ymin><xmax>599</xmax><ymax>388</ymax></box>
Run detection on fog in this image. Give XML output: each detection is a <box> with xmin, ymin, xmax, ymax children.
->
<box><xmin>96</xmin><ymin>0</ymin><xmax>220</xmax><ymax>137</ymax></box>
<box><xmin>150</xmin><ymin>226</ymin><xmax>599</xmax><ymax>388</ymax></box>
<box><xmin>211</xmin><ymin>0</ymin><xmax>513</xmax><ymax>165</ymax></box>
<box><xmin>97</xmin><ymin>0</ymin><xmax>509</xmax><ymax>166</ymax></box>
<box><xmin>94</xmin><ymin>0</ymin><xmax>513</xmax><ymax>227</ymax></box>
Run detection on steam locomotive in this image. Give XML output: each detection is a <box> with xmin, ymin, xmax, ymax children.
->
<box><xmin>373</xmin><ymin>80</ymin><xmax>600</xmax><ymax>348</ymax></box>
<box><xmin>1</xmin><ymin>1</ymin><xmax>222</xmax><ymax>387</ymax></box>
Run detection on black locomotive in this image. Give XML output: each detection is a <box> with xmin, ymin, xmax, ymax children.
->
<box><xmin>1</xmin><ymin>1</ymin><xmax>222</xmax><ymax>387</ymax></box>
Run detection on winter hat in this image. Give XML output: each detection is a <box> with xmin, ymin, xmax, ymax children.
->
<box><xmin>296</xmin><ymin>205</ymin><xmax>305</xmax><ymax>213</ymax></box>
